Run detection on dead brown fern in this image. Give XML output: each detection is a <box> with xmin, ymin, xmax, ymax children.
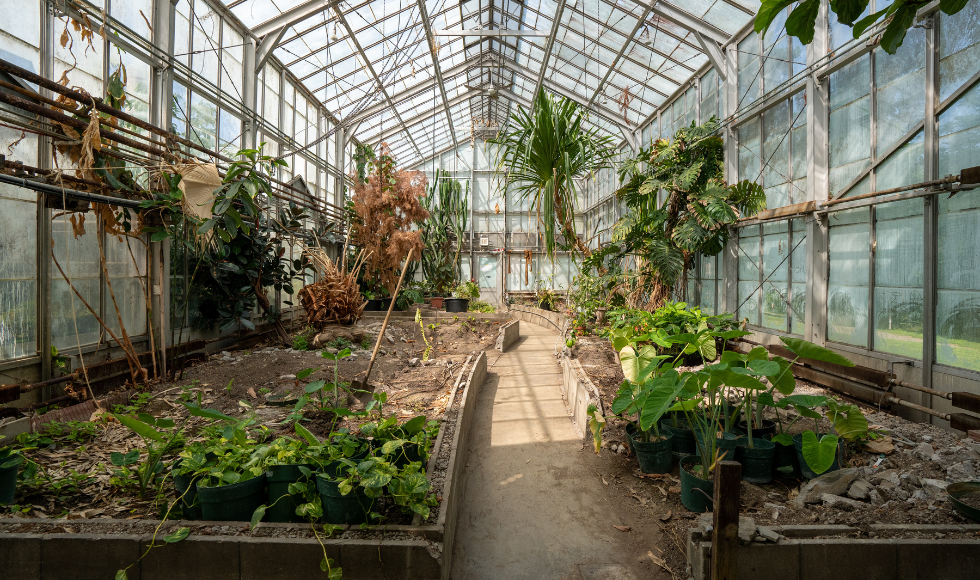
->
<box><xmin>349</xmin><ymin>143</ymin><xmax>428</xmax><ymax>296</ymax></box>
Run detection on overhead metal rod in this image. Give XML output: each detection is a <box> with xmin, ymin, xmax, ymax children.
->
<box><xmin>434</xmin><ymin>29</ymin><xmax>549</xmax><ymax>37</ymax></box>
<box><xmin>253</xmin><ymin>0</ymin><xmax>338</xmax><ymax>38</ymax></box>
<box><xmin>417</xmin><ymin>0</ymin><xmax>459</xmax><ymax>152</ymax></box>
<box><xmin>531</xmin><ymin>0</ymin><xmax>568</xmax><ymax>100</ymax></box>
<box><xmin>586</xmin><ymin>4</ymin><xmax>653</xmax><ymax>108</ymax></box>
<box><xmin>631</xmin><ymin>0</ymin><xmax>729</xmax><ymax>45</ymax></box>
<box><xmin>331</xmin><ymin>6</ymin><xmax>424</xmax><ymax>160</ymax></box>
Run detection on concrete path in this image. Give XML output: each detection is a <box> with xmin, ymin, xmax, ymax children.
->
<box><xmin>451</xmin><ymin>323</ymin><xmax>656</xmax><ymax>580</ymax></box>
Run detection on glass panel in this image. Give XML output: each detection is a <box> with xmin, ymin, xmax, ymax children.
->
<box><xmin>51</xmin><ymin>215</ymin><xmax>101</xmax><ymax>349</ymax></box>
<box><xmin>104</xmin><ymin>231</ymin><xmax>147</xmax><ymax>337</ymax></box>
<box><xmin>874</xmin><ymin>28</ymin><xmax>925</xmax><ymax>157</ymax></box>
<box><xmin>738</xmin><ymin>34</ymin><xmax>760</xmax><ymax>107</ymax></box>
<box><xmin>939</xmin><ymin>0</ymin><xmax>980</xmax><ymax>103</ymax></box>
<box><xmin>739</xmin><ymin>117</ymin><xmax>761</xmax><ymax>183</ymax></box>
<box><xmin>761</xmin><ymin>222</ymin><xmax>789</xmax><ymax>331</ymax></box>
<box><xmin>221</xmin><ymin>21</ymin><xmax>244</xmax><ymax>99</ymax></box>
<box><xmin>0</xmin><ymin>191</ymin><xmax>37</xmax><ymax>360</ymax></box>
<box><xmin>189</xmin><ymin>92</ymin><xmax>217</xmax><ymax>151</ymax></box>
<box><xmin>828</xmin><ymin>208</ymin><xmax>870</xmax><ymax>346</ymax></box>
<box><xmin>191</xmin><ymin>2</ymin><xmax>220</xmax><ymax>87</ymax></box>
<box><xmin>938</xmin><ymin>82</ymin><xmax>980</xmax><ymax>179</ymax></box>
<box><xmin>791</xmin><ymin>219</ymin><xmax>807</xmax><ymax>335</ymax></box>
<box><xmin>937</xmin><ymin>193</ymin><xmax>980</xmax><ymax>371</ymax></box>
<box><xmin>738</xmin><ymin>226</ymin><xmax>760</xmax><ymax>325</ymax></box>
<box><xmin>477</xmin><ymin>255</ymin><xmax>498</xmax><ymax>290</ymax></box>
<box><xmin>873</xmin><ymin>199</ymin><xmax>923</xmax><ymax>359</ymax></box>
<box><xmin>829</xmin><ymin>55</ymin><xmax>871</xmax><ymax>197</ymax></box>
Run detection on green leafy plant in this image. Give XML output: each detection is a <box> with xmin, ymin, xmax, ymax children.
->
<box><xmin>293</xmin><ymin>335</ymin><xmax>310</xmax><ymax>351</ymax></box>
<box><xmin>467</xmin><ymin>300</ymin><xmax>495</xmax><ymax>313</ymax></box>
<box><xmin>421</xmin><ymin>170</ymin><xmax>469</xmax><ymax>296</ymax></box>
<box><xmin>111</xmin><ymin>398</ymin><xmax>235</xmax><ymax>497</ymax></box>
<box><xmin>452</xmin><ymin>280</ymin><xmax>480</xmax><ymax>300</ymax></box>
<box><xmin>416</xmin><ymin>308</ymin><xmax>434</xmax><ymax>361</ymax></box>
<box><xmin>755</xmin><ymin>0</ymin><xmax>970</xmax><ymax>56</ymax></box>
<box><xmin>611</xmin><ymin>119</ymin><xmax>767</xmax><ymax>310</ymax></box>
<box><xmin>489</xmin><ymin>89</ymin><xmax>619</xmax><ymax>257</ymax></box>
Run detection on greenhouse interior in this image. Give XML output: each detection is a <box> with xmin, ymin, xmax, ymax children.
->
<box><xmin>1</xmin><ymin>0</ymin><xmax>980</xmax><ymax>578</ymax></box>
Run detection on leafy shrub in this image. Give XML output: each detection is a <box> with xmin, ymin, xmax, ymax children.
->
<box><xmin>468</xmin><ymin>300</ymin><xmax>495</xmax><ymax>313</ymax></box>
<box><xmin>452</xmin><ymin>280</ymin><xmax>480</xmax><ymax>300</ymax></box>
<box><xmin>604</xmin><ymin>301</ymin><xmax>738</xmax><ymax>360</ymax></box>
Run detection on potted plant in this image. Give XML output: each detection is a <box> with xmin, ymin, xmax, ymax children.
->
<box><xmin>536</xmin><ymin>282</ymin><xmax>559</xmax><ymax>311</ymax></box>
<box><xmin>421</xmin><ymin>171</ymin><xmax>468</xmax><ymax>311</ymax></box>
<box><xmin>610</xmin><ymin>345</ymin><xmax>687</xmax><ymax>474</ymax></box>
<box><xmin>363</xmin><ymin>290</ymin><xmax>383</xmax><ymax>311</ymax></box>
<box><xmin>179</xmin><ymin>427</ymin><xmax>269</xmax><ymax>522</ymax></box>
<box><xmin>0</xmin><ymin>444</ymin><xmax>24</xmax><ymax>505</ymax></box>
<box><xmin>446</xmin><ymin>280</ymin><xmax>479</xmax><ymax>313</ymax></box>
<box><xmin>259</xmin><ymin>435</ymin><xmax>318</xmax><ymax>523</ymax></box>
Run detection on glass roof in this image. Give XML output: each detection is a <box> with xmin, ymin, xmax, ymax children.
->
<box><xmin>223</xmin><ymin>0</ymin><xmax>757</xmax><ymax>166</ymax></box>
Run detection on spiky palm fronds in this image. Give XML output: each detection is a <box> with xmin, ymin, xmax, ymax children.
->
<box><xmin>489</xmin><ymin>89</ymin><xmax>618</xmax><ymax>257</ymax></box>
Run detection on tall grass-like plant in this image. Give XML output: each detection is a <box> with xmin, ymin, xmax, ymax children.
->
<box><xmin>489</xmin><ymin>89</ymin><xmax>618</xmax><ymax>257</ymax></box>
<box><xmin>421</xmin><ymin>170</ymin><xmax>468</xmax><ymax>296</ymax></box>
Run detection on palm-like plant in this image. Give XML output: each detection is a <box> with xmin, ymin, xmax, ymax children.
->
<box><xmin>489</xmin><ymin>89</ymin><xmax>618</xmax><ymax>257</ymax></box>
<box><xmin>611</xmin><ymin>118</ymin><xmax>767</xmax><ymax>310</ymax></box>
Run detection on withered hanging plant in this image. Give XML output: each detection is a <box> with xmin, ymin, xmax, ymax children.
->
<box><xmin>349</xmin><ymin>143</ymin><xmax>429</xmax><ymax>297</ymax></box>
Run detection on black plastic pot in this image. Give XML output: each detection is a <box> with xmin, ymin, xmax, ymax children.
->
<box><xmin>736</xmin><ymin>438</ymin><xmax>776</xmax><ymax>484</ymax></box>
<box><xmin>266</xmin><ymin>464</ymin><xmax>316</xmax><ymax>523</ymax></box>
<box><xmin>317</xmin><ymin>465</ymin><xmax>371</xmax><ymax>525</ymax></box>
<box><xmin>537</xmin><ymin>301</ymin><xmax>553</xmax><ymax>311</ymax></box>
<box><xmin>695</xmin><ymin>430</ymin><xmax>740</xmax><ymax>459</ymax></box>
<box><xmin>197</xmin><ymin>474</ymin><xmax>267</xmax><ymax>522</ymax></box>
<box><xmin>629</xmin><ymin>430</ymin><xmax>674</xmax><ymax>474</ymax></box>
<box><xmin>0</xmin><ymin>459</ymin><xmax>20</xmax><ymax>505</ymax></box>
<box><xmin>172</xmin><ymin>466</ymin><xmax>203</xmax><ymax>520</ymax></box>
<box><xmin>390</xmin><ymin>442</ymin><xmax>425</xmax><ymax>468</ymax></box>
<box><xmin>381</xmin><ymin>298</ymin><xmax>402</xmax><ymax>312</ymax></box>
<box><xmin>773</xmin><ymin>440</ymin><xmax>801</xmax><ymax>478</ymax></box>
<box><xmin>737</xmin><ymin>419</ymin><xmax>777</xmax><ymax>440</ymax></box>
<box><xmin>663</xmin><ymin>423</ymin><xmax>697</xmax><ymax>455</ymax></box>
<box><xmin>444</xmin><ymin>298</ymin><xmax>469</xmax><ymax>312</ymax></box>
<box><xmin>793</xmin><ymin>433</ymin><xmax>843</xmax><ymax>479</ymax></box>
<box><xmin>679</xmin><ymin>455</ymin><xmax>714</xmax><ymax>513</ymax></box>
<box><xmin>364</xmin><ymin>299</ymin><xmax>383</xmax><ymax>311</ymax></box>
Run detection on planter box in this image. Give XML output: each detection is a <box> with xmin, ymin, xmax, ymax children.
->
<box><xmin>687</xmin><ymin>523</ymin><xmax>980</xmax><ymax>580</ymax></box>
<box><xmin>0</xmin><ymin>352</ymin><xmax>490</xmax><ymax>580</ymax></box>
<box><xmin>494</xmin><ymin>320</ymin><xmax>520</xmax><ymax>353</ymax></box>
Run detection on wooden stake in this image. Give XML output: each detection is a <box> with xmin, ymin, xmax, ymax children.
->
<box><xmin>711</xmin><ymin>460</ymin><xmax>741</xmax><ymax>580</ymax></box>
<box><xmin>358</xmin><ymin>248</ymin><xmax>414</xmax><ymax>390</ymax></box>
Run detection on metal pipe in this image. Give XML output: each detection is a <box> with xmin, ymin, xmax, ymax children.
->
<box><xmin>885</xmin><ymin>396</ymin><xmax>951</xmax><ymax>421</ymax></box>
<box><xmin>821</xmin><ymin>175</ymin><xmax>960</xmax><ymax>207</ymax></box>
<box><xmin>0</xmin><ymin>89</ymin><xmax>172</xmax><ymax>160</ymax></box>
<box><xmin>0</xmin><ymin>173</ymin><xmax>143</xmax><ymax>208</ymax></box>
<box><xmin>889</xmin><ymin>378</ymin><xmax>951</xmax><ymax>400</ymax></box>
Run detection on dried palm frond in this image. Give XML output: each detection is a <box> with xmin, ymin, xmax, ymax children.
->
<box><xmin>298</xmin><ymin>235</ymin><xmax>369</xmax><ymax>328</ymax></box>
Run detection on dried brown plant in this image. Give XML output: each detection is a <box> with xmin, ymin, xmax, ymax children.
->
<box><xmin>349</xmin><ymin>143</ymin><xmax>429</xmax><ymax>296</ymax></box>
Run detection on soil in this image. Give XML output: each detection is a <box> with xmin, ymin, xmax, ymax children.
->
<box><xmin>570</xmin><ymin>337</ymin><xmax>980</xmax><ymax>577</ymax></box>
<box><xmin>957</xmin><ymin>490</ymin><xmax>980</xmax><ymax>510</ymax></box>
<box><xmin>0</xmin><ymin>317</ymin><xmax>499</xmax><ymax>523</ymax></box>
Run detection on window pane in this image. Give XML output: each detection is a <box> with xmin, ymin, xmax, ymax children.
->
<box><xmin>828</xmin><ymin>209</ymin><xmax>870</xmax><ymax>346</ymax></box>
<box><xmin>874</xmin><ymin>28</ymin><xmax>925</xmax><ymax>157</ymax></box>
<box><xmin>937</xmin><ymin>193</ymin><xmax>980</xmax><ymax>371</ymax></box>
<box><xmin>761</xmin><ymin>222</ymin><xmax>789</xmax><ymax>331</ymax></box>
<box><xmin>0</xmin><ymin>191</ymin><xmax>37</xmax><ymax>360</ymax></box>
<box><xmin>938</xmin><ymin>82</ymin><xmax>980</xmax><ymax>179</ymax></box>
<box><xmin>940</xmin><ymin>0</ymin><xmax>980</xmax><ymax>103</ymax></box>
<box><xmin>51</xmin><ymin>215</ymin><xmax>101</xmax><ymax>349</ymax></box>
<box><xmin>873</xmin><ymin>199</ymin><xmax>923</xmax><ymax>359</ymax></box>
<box><xmin>829</xmin><ymin>55</ymin><xmax>871</xmax><ymax>197</ymax></box>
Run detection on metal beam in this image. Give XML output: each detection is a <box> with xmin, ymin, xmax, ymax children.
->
<box><xmin>253</xmin><ymin>0</ymin><xmax>334</xmax><ymax>38</ymax></box>
<box><xmin>255</xmin><ymin>27</ymin><xmax>287</xmax><ymax>72</ymax></box>
<box><xmin>434</xmin><ymin>29</ymin><xmax>550</xmax><ymax>37</ymax></box>
<box><xmin>417</xmin><ymin>0</ymin><xmax>458</xmax><ymax>152</ymax></box>
<box><xmin>633</xmin><ymin>0</ymin><xmax>729</xmax><ymax>45</ymax></box>
<box><xmin>369</xmin><ymin>91</ymin><xmax>474</xmax><ymax>144</ymax></box>
<box><xmin>586</xmin><ymin>4</ymin><xmax>652</xmax><ymax>108</ymax></box>
<box><xmin>693</xmin><ymin>31</ymin><xmax>727</xmax><ymax>80</ymax></box>
<box><xmin>331</xmin><ymin>6</ymin><xmax>424</xmax><ymax>160</ymax></box>
<box><xmin>531</xmin><ymin>0</ymin><xmax>568</xmax><ymax>101</ymax></box>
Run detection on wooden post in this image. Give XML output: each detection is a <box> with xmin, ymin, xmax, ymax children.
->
<box><xmin>358</xmin><ymin>248</ymin><xmax>415</xmax><ymax>389</ymax></box>
<box><xmin>711</xmin><ymin>460</ymin><xmax>741</xmax><ymax>580</ymax></box>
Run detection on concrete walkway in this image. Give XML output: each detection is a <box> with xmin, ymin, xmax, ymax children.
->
<box><xmin>451</xmin><ymin>323</ymin><xmax>651</xmax><ymax>580</ymax></box>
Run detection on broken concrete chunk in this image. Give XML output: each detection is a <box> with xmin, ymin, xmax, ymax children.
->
<box><xmin>794</xmin><ymin>467</ymin><xmax>865</xmax><ymax>505</ymax></box>
<box><xmin>847</xmin><ymin>480</ymin><xmax>873</xmax><ymax>500</ymax></box>
<box><xmin>756</xmin><ymin>526</ymin><xmax>783</xmax><ymax>543</ymax></box>
<box><xmin>914</xmin><ymin>442</ymin><xmax>936</xmax><ymax>460</ymax></box>
<box><xmin>947</xmin><ymin>460</ymin><xmax>977</xmax><ymax>482</ymax></box>
<box><xmin>408</xmin><ymin>358</ymin><xmax>420</xmax><ymax>367</ymax></box>
<box><xmin>920</xmin><ymin>478</ymin><xmax>949</xmax><ymax>501</ymax></box>
<box><xmin>821</xmin><ymin>493</ymin><xmax>867</xmax><ymax>510</ymax></box>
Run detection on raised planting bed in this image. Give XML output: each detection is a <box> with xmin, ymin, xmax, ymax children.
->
<box><xmin>563</xmin><ymin>334</ymin><xmax>980</xmax><ymax>577</ymax></box>
<box><xmin>687</xmin><ymin>519</ymin><xmax>980</xmax><ymax>580</ymax></box>
<box><xmin>0</xmin><ymin>329</ymin><xmax>490</xmax><ymax>579</ymax></box>
<box><xmin>494</xmin><ymin>320</ymin><xmax>520</xmax><ymax>353</ymax></box>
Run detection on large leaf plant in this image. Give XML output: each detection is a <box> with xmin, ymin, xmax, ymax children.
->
<box><xmin>421</xmin><ymin>170</ymin><xmax>468</xmax><ymax>296</ymax></box>
<box><xmin>489</xmin><ymin>89</ymin><xmax>619</xmax><ymax>257</ymax></box>
<box><xmin>608</xmin><ymin>118</ymin><xmax>767</xmax><ymax>310</ymax></box>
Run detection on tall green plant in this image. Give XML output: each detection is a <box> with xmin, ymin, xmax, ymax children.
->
<box><xmin>421</xmin><ymin>170</ymin><xmax>468</xmax><ymax>295</ymax></box>
<box><xmin>609</xmin><ymin>119</ymin><xmax>767</xmax><ymax>310</ymax></box>
<box><xmin>489</xmin><ymin>89</ymin><xmax>618</xmax><ymax>257</ymax></box>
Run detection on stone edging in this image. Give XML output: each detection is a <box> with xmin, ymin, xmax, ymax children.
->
<box><xmin>507</xmin><ymin>304</ymin><xmax>567</xmax><ymax>333</ymax></box>
<box><xmin>0</xmin><ymin>353</ymin><xmax>490</xmax><ymax>580</ymax></box>
<box><xmin>495</xmin><ymin>320</ymin><xmax>519</xmax><ymax>353</ymax></box>
<box><xmin>687</xmin><ymin>523</ymin><xmax>980</xmax><ymax>580</ymax></box>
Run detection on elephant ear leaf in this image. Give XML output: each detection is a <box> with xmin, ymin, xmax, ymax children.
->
<box><xmin>780</xmin><ymin>337</ymin><xmax>855</xmax><ymax>367</ymax></box>
<box><xmin>801</xmin><ymin>432</ymin><xmax>839</xmax><ymax>475</ymax></box>
<box><xmin>620</xmin><ymin>345</ymin><xmax>659</xmax><ymax>383</ymax></box>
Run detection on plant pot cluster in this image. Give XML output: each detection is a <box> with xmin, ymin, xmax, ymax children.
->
<box><xmin>606</xmin><ymin>325</ymin><xmax>864</xmax><ymax>513</ymax></box>
<box><xmin>173</xmin><ymin>416</ymin><xmax>438</xmax><ymax>525</ymax></box>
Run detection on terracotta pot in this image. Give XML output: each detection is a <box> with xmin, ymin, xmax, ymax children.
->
<box><xmin>431</xmin><ymin>297</ymin><xmax>444</xmax><ymax>309</ymax></box>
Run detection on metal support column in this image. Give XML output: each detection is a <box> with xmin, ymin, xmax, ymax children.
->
<box><xmin>722</xmin><ymin>43</ymin><xmax>739</xmax><ymax>315</ymax></box>
<box><xmin>37</xmin><ymin>0</ymin><xmax>56</xmax><ymax>394</ymax></box>
<box><xmin>922</xmin><ymin>13</ymin><xmax>939</xmax><ymax>424</ymax></box>
<box><xmin>804</xmin><ymin>0</ymin><xmax>830</xmax><ymax>346</ymax></box>
<box><xmin>242</xmin><ymin>36</ymin><xmax>258</xmax><ymax>150</ymax></box>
